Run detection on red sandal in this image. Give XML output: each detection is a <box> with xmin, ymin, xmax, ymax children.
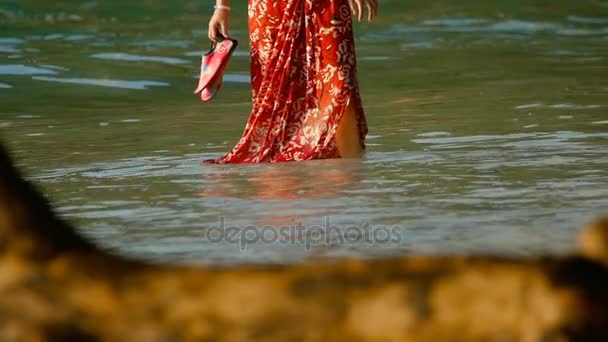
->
<box><xmin>194</xmin><ymin>36</ymin><xmax>238</xmax><ymax>102</ymax></box>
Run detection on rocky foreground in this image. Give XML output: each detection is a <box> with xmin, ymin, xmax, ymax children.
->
<box><xmin>1</xmin><ymin>143</ymin><xmax>608</xmax><ymax>341</ymax></box>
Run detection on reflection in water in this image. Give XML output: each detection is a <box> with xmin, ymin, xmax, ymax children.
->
<box><xmin>199</xmin><ymin>159</ymin><xmax>363</xmax><ymax>227</ymax></box>
<box><xmin>199</xmin><ymin>159</ymin><xmax>360</xmax><ymax>200</ymax></box>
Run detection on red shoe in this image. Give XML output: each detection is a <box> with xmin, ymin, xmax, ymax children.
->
<box><xmin>194</xmin><ymin>36</ymin><xmax>237</xmax><ymax>102</ymax></box>
<box><xmin>200</xmin><ymin>71</ymin><xmax>223</xmax><ymax>102</ymax></box>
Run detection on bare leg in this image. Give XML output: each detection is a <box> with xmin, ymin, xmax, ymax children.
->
<box><xmin>335</xmin><ymin>101</ymin><xmax>364</xmax><ymax>158</ymax></box>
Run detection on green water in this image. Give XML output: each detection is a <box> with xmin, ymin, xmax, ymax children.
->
<box><xmin>1</xmin><ymin>0</ymin><xmax>607</xmax><ymax>264</ymax></box>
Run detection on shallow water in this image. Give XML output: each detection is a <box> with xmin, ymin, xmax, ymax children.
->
<box><xmin>1</xmin><ymin>0</ymin><xmax>607</xmax><ymax>264</ymax></box>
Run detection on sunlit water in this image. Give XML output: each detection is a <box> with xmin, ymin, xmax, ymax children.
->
<box><xmin>1</xmin><ymin>0</ymin><xmax>607</xmax><ymax>264</ymax></box>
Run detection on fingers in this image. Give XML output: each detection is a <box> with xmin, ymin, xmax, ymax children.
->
<box><xmin>372</xmin><ymin>0</ymin><xmax>379</xmax><ymax>19</ymax></box>
<box><xmin>208</xmin><ymin>18</ymin><xmax>218</xmax><ymax>42</ymax></box>
<box><xmin>350</xmin><ymin>0</ymin><xmax>378</xmax><ymax>23</ymax></box>
<box><xmin>220</xmin><ymin>23</ymin><xmax>229</xmax><ymax>39</ymax></box>
<box><xmin>208</xmin><ymin>26</ymin><xmax>215</xmax><ymax>42</ymax></box>
<box><xmin>208</xmin><ymin>24</ymin><xmax>218</xmax><ymax>42</ymax></box>
<box><xmin>208</xmin><ymin>12</ymin><xmax>230</xmax><ymax>42</ymax></box>
<box><xmin>347</xmin><ymin>0</ymin><xmax>356</xmax><ymax>18</ymax></box>
<box><xmin>366</xmin><ymin>1</ymin><xmax>372</xmax><ymax>22</ymax></box>
<box><xmin>209</xmin><ymin>23</ymin><xmax>228</xmax><ymax>42</ymax></box>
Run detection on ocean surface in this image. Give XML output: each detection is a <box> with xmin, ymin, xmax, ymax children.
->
<box><xmin>1</xmin><ymin>0</ymin><xmax>607</xmax><ymax>264</ymax></box>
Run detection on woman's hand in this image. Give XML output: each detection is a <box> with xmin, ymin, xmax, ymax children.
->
<box><xmin>208</xmin><ymin>9</ymin><xmax>230</xmax><ymax>42</ymax></box>
<box><xmin>348</xmin><ymin>0</ymin><xmax>378</xmax><ymax>22</ymax></box>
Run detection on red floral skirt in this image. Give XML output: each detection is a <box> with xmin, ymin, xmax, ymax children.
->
<box><xmin>205</xmin><ymin>0</ymin><xmax>368</xmax><ymax>164</ymax></box>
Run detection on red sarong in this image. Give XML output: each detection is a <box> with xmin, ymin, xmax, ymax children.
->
<box><xmin>206</xmin><ymin>0</ymin><xmax>368</xmax><ymax>164</ymax></box>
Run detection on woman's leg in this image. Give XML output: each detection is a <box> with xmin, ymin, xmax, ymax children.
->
<box><xmin>312</xmin><ymin>0</ymin><xmax>366</xmax><ymax>159</ymax></box>
<box><xmin>335</xmin><ymin>101</ymin><xmax>364</xmax><ymax>158</ymax></box>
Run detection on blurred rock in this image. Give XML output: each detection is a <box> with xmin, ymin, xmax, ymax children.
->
<box><xmin>1</xmin><ymin>142</ymin><xmax>607</xmax><ymax>341</ymax></box>
<box><xmin>578</xmin><ymin>217</ymin><xmax>608</xmax><ymax>267</ymax></box>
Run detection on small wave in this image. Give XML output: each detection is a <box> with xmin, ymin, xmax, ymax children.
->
<box><xmin>91</xmin><ymin>52</ymin><xmax>190</xmax><ymax>65</ymax></box>
<box><xmin>359</xmin><ymin>56</ymin><xmax>395</xmax><ymax>61</ymax></box>
<box><xmin>416</xmin><ymin>132</ymin><xmax>452</xmax><ymax>137</ymax></box>
<box><xmin>400</xmin><ymin>41</ymin><xmax>434</xmax><ymax>50</ymax></box>
<box><xmin>39</xmin><ymin>64</ymin><xmax>69</xmax><ymax>71</ymax></box>
<box><xmin>65</xmin><ymin>34</ymin><xmax>95</xmax><ymax>42</ymax></box>
<box><xmin>557</xmin><ymin>27</ymin><xmax>608</xmax><ymax>36</ymax></box>
<box><xmin>412</xmin><ymin>133</ymin><xmax>536</xmax><ymax>145</ymax></box>
<box><xmin>423</xmin><ymin>18</ymin><xmax>488</xmax><ymax>26</ymax></box>
<box><xmin>0</xmin><ymin>64</ymin><xmax>57</xmax><ymax>75</ymax></box>
<box><xmin>567</xmin><ymin>16</ymin><xmax>608</xmax><ymax>25</ymax></box>
<box><xmin>132</xmin><ymin>39</ymin><xmax>191</xmax><ymax>48</ymax></box>
<box><xmin>0</xmin><ymin>38</ymin><xmax>24</xmax><ymax>44</ymax></box>
<box><xmin>32</xmin><ymin>76</ymin><xmax>169</xmax><ymax>90</ymax></box>
<box><xmin>489</xmin><ymin>20</ymin><xmax>559</xmax><ymax>33</ymax></box>
<box><xmin>0</xmin><ymin>46</ymin><xmax>21</xmax><ymax>53</ymax></box>
<box><xmin>514</xmin><ymin>103</ymin><xmax>601</xmax><ymax>110</ymax></box>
